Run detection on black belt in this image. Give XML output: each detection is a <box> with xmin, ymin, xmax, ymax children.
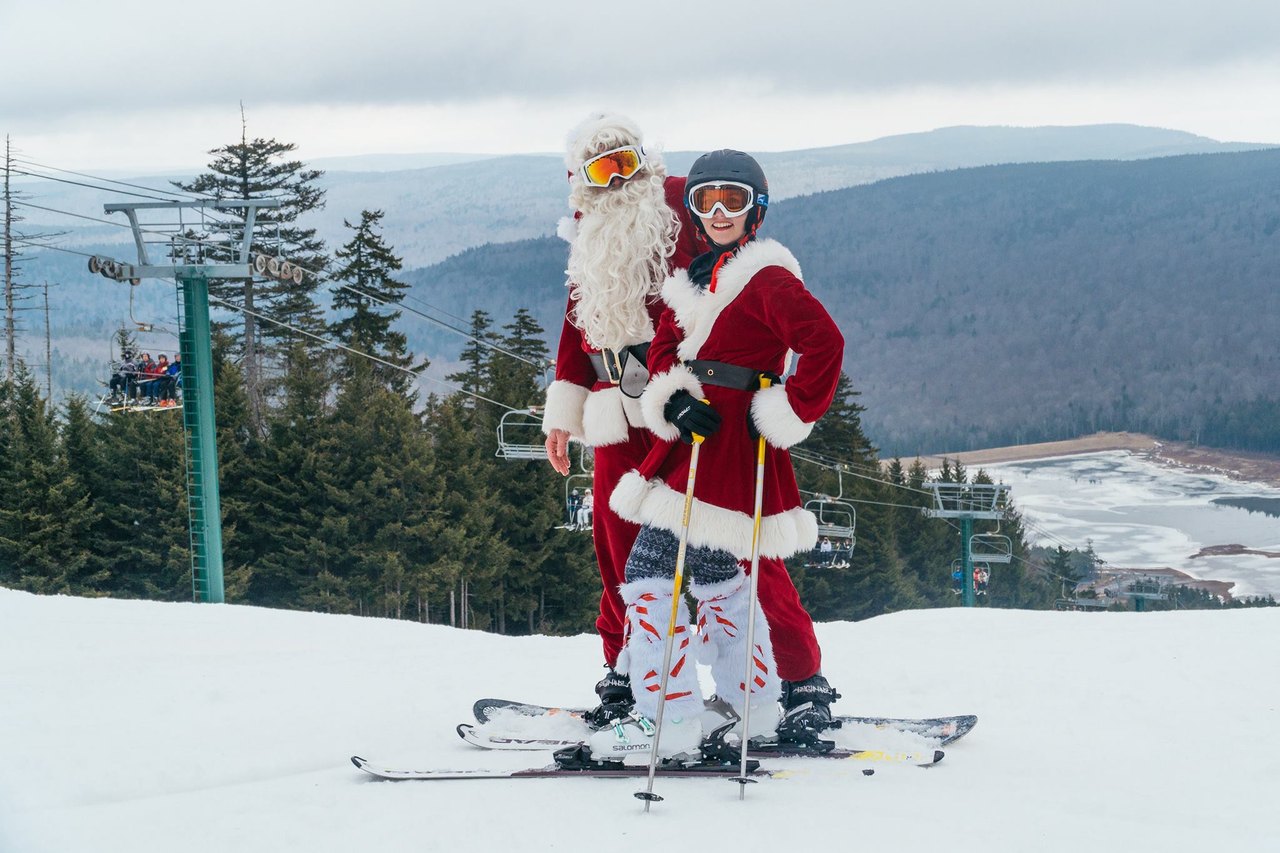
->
<box><xmin>588</xmin><ymin>343</ymin><xmax>650</xmax><ymax>384</ymax></box>
<box><xmin>684</xmin><ymin>359</ymin><xmax>773</xmax><ymax>391</ymax></box>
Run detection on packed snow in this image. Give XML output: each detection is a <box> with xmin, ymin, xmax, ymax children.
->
<box><xmin>2</xmin><ymin>588</ymin><xmax>1277</xmax><ymax>853</ymax></box>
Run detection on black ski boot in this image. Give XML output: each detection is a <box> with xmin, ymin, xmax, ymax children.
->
<box><xmin>583</xmin><ymin>669</ymin><xmax>634</xmax><ymax>730</ymax></box>
<box><xmin>776</xmin><ymin>674</ymin><xmax>841</xmax><ymax>745</ymax></box>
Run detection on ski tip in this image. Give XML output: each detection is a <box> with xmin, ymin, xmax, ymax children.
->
<box><xmin>351</xmin><ymin>756</ymin><xmax>367</xmax><ymax>769</ymax></box>
<box><xmin>456</xmin><ymin>723</ymin><xmax>473</xmax><ymax>740</ymax></box>
<box><xmin>932</xmin><ymin>750</ymin><xmax>945</xmax><ymax>764</ymax></box>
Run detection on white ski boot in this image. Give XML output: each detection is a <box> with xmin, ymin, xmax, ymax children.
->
<box><xmin>701</xmin><ymin>695</ymin><xmax>781</xmax><ymax>741</ymax></box>
<box><xmin>587</xmin><ymin>712</ymin><xmax>704</xmax><ymax>762</ymax></box>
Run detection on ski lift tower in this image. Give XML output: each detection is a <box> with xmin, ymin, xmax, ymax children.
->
<box><xmin>99</xmin><ymin>198</ymin><xmax>284</xmax><ymax>603</ymax></box>
<box><xmin>925</xmin><ymin>482</ymin><xmax>1011</xmax><ymax>608</ymax></box>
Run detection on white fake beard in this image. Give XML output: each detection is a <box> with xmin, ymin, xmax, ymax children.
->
<box><xmin>567</xmin><ymin>171</ymin><xmax>678</xmax><ymax>350</ymax></box>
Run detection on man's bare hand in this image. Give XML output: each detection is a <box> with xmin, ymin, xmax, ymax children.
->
<box><xmin>545</xmin><ymin>428</ymin><xmax>571</xmax><ymax>476</ymax></box>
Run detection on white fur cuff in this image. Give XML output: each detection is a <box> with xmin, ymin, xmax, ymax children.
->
<box><xmin>750</xmin><ymin>384</ymin><xmax>815</xmax><ymax>449</ymax></box>
<box><xmin>582</xmin><ymin>386</ymin><xmax>630</xmax><ymax>446</ymax></box>
<box><xmin>640</xmin><ymin>366</ymin><xmax>704</xmax><ymax>440</ymax></box>
<box><xmin>609</xmin><ymin>470</ymin><xmax>652</xmax><ymax>522</ymax></box>
<box><xmin>542</xmin><ymin>380</ymin><xmax>588</xmax><ymax>438</ymax></box>
<box><xmin>688</xmin><ymin>571</ymin><xmax>747</xmax><ymax>603</ymax></box>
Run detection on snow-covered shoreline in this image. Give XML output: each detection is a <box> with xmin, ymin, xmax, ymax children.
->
<box><xmin>910</xmin><ymin>432</ymin><xmax>1280</xmax><ymax>490</ymax></box>
<box><xmin>985</xmin><ymin>451</ymin><xmax>1280</xmax><ymax>598</ymax></box>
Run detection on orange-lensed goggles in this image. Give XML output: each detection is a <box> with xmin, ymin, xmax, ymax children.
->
<box><xmin>580</xmin><ymin>146</ymin><xmax>646</xmax><ymax>187</ymax></box>
<box><xmin>687</xmin><ymin>181</ymin><xmax>756</xmax><ymax>218</ymax></box>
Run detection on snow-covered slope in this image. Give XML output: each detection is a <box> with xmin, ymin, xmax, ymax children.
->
<box><xmin>1</xmin><ymin>588</ymin><xmax>1276</xmax><ymax>853</ymax></box>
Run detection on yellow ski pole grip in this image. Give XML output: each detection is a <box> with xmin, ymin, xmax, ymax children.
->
<box><xmin>690</xmin><ymin>398</ymin><xmax>711</xmax><ymax>444</ymax></box>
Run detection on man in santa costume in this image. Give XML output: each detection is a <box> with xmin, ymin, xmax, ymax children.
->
<box><xmin>590</xmin><ymin>149</ymin><xmax>845</xmax><ymax>759</ymax></box>
<box><xmin>543</xmin><ymin>119</ymin><xmax>837</xmax><ymax>741</ymax></box>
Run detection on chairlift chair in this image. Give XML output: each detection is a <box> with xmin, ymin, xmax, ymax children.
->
<box><xmin>969</xmin><ymin>533</ymin><xmax>1013</xmax><ymax>563</ymax></box>
<box><xmin>804</xmin><ymin>496</ymin><xmax>855</xmax><ymax>567</ymax></box>
<box><xmin>495</xmin><ymin>407</ymin><xmax>550</xmax><ymax>460</ymax></box>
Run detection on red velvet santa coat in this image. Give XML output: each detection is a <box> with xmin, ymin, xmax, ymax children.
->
<box><xmin>611</xmin><ymin>238</ymin><xmax>845</xmax><ymax>561</ymax></box>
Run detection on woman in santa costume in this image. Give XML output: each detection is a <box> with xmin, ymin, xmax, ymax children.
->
<box><xmin>591</xmin><ymin>149</ymin><xmax>844</xmax><ymax>759</ymax></box>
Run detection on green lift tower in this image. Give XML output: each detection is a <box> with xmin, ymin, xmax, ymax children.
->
<box><xmin>926</xmin><ymin>481</ymin><xmax>1012</xmax><ymax>607</ymax></box>
<box><xmin>99</xmin><ymin>199</ymin><xmax>283</xmax><ymax>603</ymax></box>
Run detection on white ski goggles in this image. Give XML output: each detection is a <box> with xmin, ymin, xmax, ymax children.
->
<box><xmin>686</xmin><ymin>181</ymin><xmax>759</xmax><ymax>218</ymax></box>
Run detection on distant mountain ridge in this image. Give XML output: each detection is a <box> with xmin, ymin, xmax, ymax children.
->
<box><xmin>17</xmin><ymin>124</ymin><xmax>1272</xmax><ymax>269</ymax></box>
<box><xmin>402</xmin><ymin>147</ymin><xmax>1280</xmax><ymax>455</ymax></box>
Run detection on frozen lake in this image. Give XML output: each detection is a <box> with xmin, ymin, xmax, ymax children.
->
<box><xmin>981</xmin><ymin>451</ymin><xmax>1280</xmax><ymax>599</ymax></box>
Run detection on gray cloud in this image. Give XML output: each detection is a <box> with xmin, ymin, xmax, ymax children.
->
<box><xmin>5</xmin><ymin>0</ymin><xmax>1279</xmax><ymax>120</ymax></box>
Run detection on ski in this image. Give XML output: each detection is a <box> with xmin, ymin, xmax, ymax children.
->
<box><xmin>473</xmin><ymin>698</ymin><xmax>978</xmax><ymax>745</ymax></box>
<box><xmin>351</xmin><ymin>753</ymin><xmax>770</xmax><ymax>781</ymax></box>
<box><xmin>456</xmin><ymin>724</ymin><xmax>944</xmax><ymax>766</ymax></box>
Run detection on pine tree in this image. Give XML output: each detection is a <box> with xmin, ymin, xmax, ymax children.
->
<box><xmin>172</xmin><ymin>113</ymin><xmax>327</xmax><ymax>433</ymax></box>
<box><xmin>447</xmin><ymin>310</ymin><xmax>497</xmax><ymax>402</ymax></box>
<box><xmin>89</xmin><ymin>403</ymin><xmax>190</xmax><ymax>599</ymax></box>
<box><xmin>323</xmin><ymin>363</ymin><xmax>448</xmax><ymax>618</ymax></box>
<box><xmin>329</xmin><ymin>210</ymin><xmax>416</xmax><ymax>396</ymax></box>
<box><xmin>236</xmin><ymin>341</ymin><xmax>334</xmax><ymax>608</ymax></box>
<box><xmin>0</xmin><ymin>368</ymin><xmax>98</xmax><ymax>594</ymax></box>
<box><xmin>792</xmin><ymin>373</ymin><xmax>921</xmax><ymax>619</ymax></box>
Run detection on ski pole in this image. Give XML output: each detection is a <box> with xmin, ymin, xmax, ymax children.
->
<box><xmin>636</xmin><ymin>425</ymin><xmax>706</xmax><ymax>811</ymax></box>
<box><xmin>736</xmin><ymin>375</ymin><xmax>771</xmax><ymax>798</ymax></box>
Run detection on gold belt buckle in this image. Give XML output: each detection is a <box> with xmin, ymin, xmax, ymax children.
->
<box><xmin>601</xmin><ymin>348</ymin><xmax>624</xmax><ymax>384</ymax></box>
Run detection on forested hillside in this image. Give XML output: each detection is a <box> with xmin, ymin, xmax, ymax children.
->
<box><xmin>404</xmin><ymin>148</ymin><xmax>1280</xmax><ymax>455</ymax></box>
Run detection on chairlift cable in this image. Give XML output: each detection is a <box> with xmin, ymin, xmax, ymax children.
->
<box><xmin>206</xmin><ymin>294</ymin><xmax>520</xmax><ymax>412</ymax></box>
<box><xmin>9</xmin><ymin>168</ymin><xmax>184</xmax><ymax>202</ymax></box>
<box><xmin>11</xmin><ymin>158</ymin><xmax>205</xmax><ymax>201</ymax></box>
<box><xmin>14</xmin><ymin>159</ymin><xmax>552</xmax><ymax>370</ymax></box>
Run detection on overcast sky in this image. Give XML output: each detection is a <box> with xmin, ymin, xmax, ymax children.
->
<box><xmin>3</xmin><ymin>0</ymin><xmax>1278</xmax><ymax>172</ymax></box>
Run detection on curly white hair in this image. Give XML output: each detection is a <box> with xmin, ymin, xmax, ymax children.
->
<box><xmin>563</xmin><ymin>112</ymin><xmax>679</xmax><ymax>351</ymax></box>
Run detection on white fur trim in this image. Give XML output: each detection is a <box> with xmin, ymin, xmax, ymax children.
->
<box><xmin>621</xmin><ymin>393</ymin><xmax>646</xmax><ymax>430</ymax></box>
<box><xmin>616</xmin><ymin>575</ymin><xmax>684</xmax><ymax>687</ymax></box>
<box><xmin>556</xmin><ymin>215</ymin><xmax>578</xmax><ymax>243</ymax></box>
<box><xmin>582</xmin><ymin>386</ymin><xmax>630</xmax><ymax>446</ymax></box>
<box><xmin>542</xmin><ymin>380</ymin><xmax>588</xmax><ymax>438</ymax></box>
<box><xmin>617</xmin><ymin>577</ymin><xmax>700</xmax><ymax>720</ymax></box>
<box><xmin>688</xmin><ymin>572</ymin><xmax>747</xmax><ymax>605</ymax></box>
<box><xmin>617</xmin><ymin>479</ymin><xmax>817</xmax><ymax>560</ymax></box>
<box><xmin>640</xmin><ymin>366</ymin><xmax>704</xmax><ymax>440</ymax></box>
<box><xmin>610</xmin><ymin>470</ymin><xmax>652</xmax><ymax>522</ymax></box>
<box><xmin>690</xmin><ymin>571</ymin><xmax>779</xmax><ymax>712</ymax></box>
<box><xmin>620</xmin><ymin>575</ymin><xmax>679</xmax><ymax>605</ymax></box>
<box><xmin>661</xmin><ymin>239</ymin><xmax>803</xmax><ymax>361</ymax></box>
<box><xmin>750</xmin><ymin>384</ymin><xmax>815</xmax><ymax>449</ymax></box>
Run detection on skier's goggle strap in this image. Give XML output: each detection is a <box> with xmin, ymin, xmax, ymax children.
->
<box><xmin>580</xmin><ymin>146</ymin><xmax>646</xmax><ymax>187</ymax></box>
<box><xmin>686</xmin><ymin>181</ymin><xmax>761</xmax><ymax>218</ymax></box>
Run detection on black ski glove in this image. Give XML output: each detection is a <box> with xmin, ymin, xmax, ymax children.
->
<box><xmin>664</xmin><ymin>391</ymin><xmax>721</xmax><ymax>444</ymax></box>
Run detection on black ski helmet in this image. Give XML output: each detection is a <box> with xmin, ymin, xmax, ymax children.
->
<box><xmin>685</xmin><ymin>149</ymin><xmax>769</xmax><ymax>241</ymax></box>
